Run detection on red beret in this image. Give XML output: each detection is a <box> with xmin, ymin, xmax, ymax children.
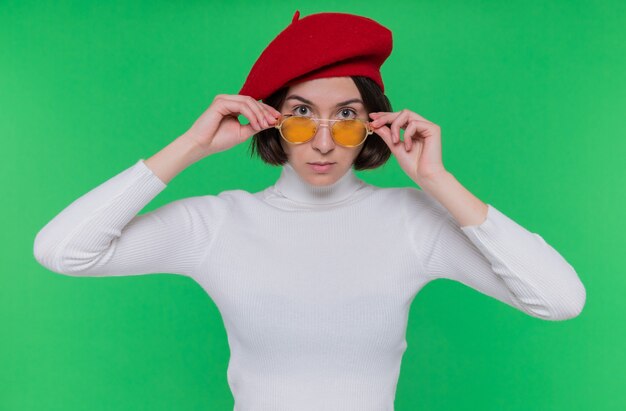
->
<box><xmin>238</xmin><ymin>10</ymin><xmax>393</xmax><ymax>102</ymax></box>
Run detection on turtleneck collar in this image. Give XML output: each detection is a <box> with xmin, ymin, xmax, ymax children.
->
<box><xmin>270</xmin><ymin>161</ymin><xmax>366</xmax><ymax>206</ymax></box>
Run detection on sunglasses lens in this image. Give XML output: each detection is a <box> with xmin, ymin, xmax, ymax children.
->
<box><xmin>281</xmin><ymin>116</ymin><xmax>317</xmax><ymax>143</ymax></box>
<box><xmin>280</xmin><ymin>116</ymin><xmax>368</xmax><ymax>147</ymax></box>
<box><xmin>332</xmin><ymin>120</ymin><xmax>367</xmax><ymax>147</ymax></box>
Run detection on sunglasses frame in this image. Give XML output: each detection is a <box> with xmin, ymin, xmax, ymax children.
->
<box><xmin>274</xmin><ymin>114</ymin><xmax>375</xmax><ymax>148</ymax></box>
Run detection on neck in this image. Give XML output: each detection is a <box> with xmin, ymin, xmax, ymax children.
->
<box><xmin>272</xmin><ymin>162</ymin><xmax>365</xmax><ymax>205</ymax></box>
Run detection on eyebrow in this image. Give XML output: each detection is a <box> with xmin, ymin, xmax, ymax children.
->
<box><xmin>285</xmin><ymin>94</ymin><xmax>364</xmax><ymax>108</ymax></box>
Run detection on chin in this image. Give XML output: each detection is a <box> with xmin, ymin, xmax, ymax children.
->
<box><xmin>306</xmin><ymin>172</ymin><xmax>340</xmax><ymax>185</ymax></box>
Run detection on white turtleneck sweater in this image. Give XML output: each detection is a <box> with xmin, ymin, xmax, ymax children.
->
<box><xmin>33</xmin><ymin>158</ymin><xmax>586</xmax><ymax>411</ymax></box>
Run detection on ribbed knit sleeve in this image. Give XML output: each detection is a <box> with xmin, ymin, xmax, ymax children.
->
<box><xmin>417</xmin><ymin>199</ymin><xmax>586</xmax><ymax>321</ymax></box>
<box><xmin>33</xmin><ymin>159</ymin><xmax>228</xmax><ymax>279</ymax></box>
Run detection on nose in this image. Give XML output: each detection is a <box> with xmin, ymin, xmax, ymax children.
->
<box><xmin>311</xmin><ymin>120</ymin><xmax>335</xmax><ymax>153</ymax></box>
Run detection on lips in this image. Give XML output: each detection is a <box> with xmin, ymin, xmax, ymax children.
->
<box><xmin>308</xmin><ymin>162</ymin><xmax>335</xmax><ymax>172</ymax></box>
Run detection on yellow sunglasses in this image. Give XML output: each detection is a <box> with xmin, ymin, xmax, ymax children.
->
<box><xmin>274</xmin><ymin>114</ymin><xmax>375</xmax><ymax>148</ymax></box>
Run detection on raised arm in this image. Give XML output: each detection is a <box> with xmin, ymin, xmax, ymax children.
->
<box><xmin>33</xmin><ymin>94</ymin><xmax>284</xmax><ymax>278</ymax></box>
<box><xmin>369</xmin><ymin>107</ymin><xmax>585</xmax><ymax>321</ymax></box>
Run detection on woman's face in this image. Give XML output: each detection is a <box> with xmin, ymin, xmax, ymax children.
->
<box><xmin>278</xmin><ymin>76</ymin><xmax>368</xmax><ymax>186</ymax></box>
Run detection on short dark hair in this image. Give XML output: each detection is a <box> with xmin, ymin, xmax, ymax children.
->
<box><xmin>247</xmin><ymin>76</ymin><xmax>393</xmax><ymax>171</ymax></box>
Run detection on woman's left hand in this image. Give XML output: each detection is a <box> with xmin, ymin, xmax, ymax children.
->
<box><xmin>368</xmin><ymin>110</ymin><xmax>447</xmax><ymax>183</ymax></box>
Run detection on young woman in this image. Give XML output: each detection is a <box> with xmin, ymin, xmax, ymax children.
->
<box><xmin>33</xmin><ymin>10</ymin><xmax>586</xmax><ymax>411</ymax></box>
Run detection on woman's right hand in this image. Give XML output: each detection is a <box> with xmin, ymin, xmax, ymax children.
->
<box><xmin>181</xmin><ymin>94</ymin><xmax>282</xmax><ymax>158</ymax></box>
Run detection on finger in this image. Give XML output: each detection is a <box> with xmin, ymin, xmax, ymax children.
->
<box><xmin>239</xmin><ymin>122</ymin><xmax>258</xmax><ymax>141</ymax></box>
<box><xmin>370</xmin><ymin>112</ymin><xmax>396</xmax><ymax>128</ymax></box>
<box><xmin>370</xmin><ymin>111</ymin><xmax>398</xmax><ymax>123</ymax></box>
<box><xmin>237</xmin><ymin>95</ymin><xmax>272</xmax><ymax>129</ymax></box>
<box><xmin>255</xmin><ymin>101</ymin><xmax>279</xmax><ymax>125</ymax></box>
<box><xmin>228</xmin><ymin>100</ymin><xmax>262</xmax><ymax>131</ymax></box>
<box><xmin>244</xmin><ymin>106</ymin><xmax>264</xmax><ymax>131</ymax></box>
<box><xmin>263</xmin><ymin>103</ymin><xmax>282</xmax><ymax>119</ymax></box>
<box><xmin>391</xmin><ymin>111</ymin><xmax>410</xmax><ymax>144</ymax></box>
<box><xmin>246</xmin><ymin>97</ymin><xmax>272</xmax><ymax>128</ymax></box>
<box><xmin>411</xmin><ymin>119</ymin><xmax>437</xmax><ymax>138</ymax></box>
<box><xmin>227</xmin><ymin>96</ymin><xmax>264</xmax><ymax>130</ymax></box>
<box><xmin>405</xmin><ymin>121</ymin><xmax>420</xmax><ymax>151</ymax></box>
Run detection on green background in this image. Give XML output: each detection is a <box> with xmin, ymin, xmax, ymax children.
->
<box><xmin>2</xmin><ymin>0</ymin><xmax>624</xmax><ymax>410</ymax></box>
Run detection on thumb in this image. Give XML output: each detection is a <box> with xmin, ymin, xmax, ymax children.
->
<box><xmin>239</xmin><ymin>123</ymin><xmax>259</xmax><ymax>142</ymax></box>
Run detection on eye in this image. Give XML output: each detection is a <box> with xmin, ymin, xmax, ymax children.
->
<box><xmin>291</xmin><ymin>105</ymin><xmax>358</xmax><ymax>119</ymax></box>
<box><xmin>292</xmin><ymin>105</ymin><xmax>312</xmax><ymax>116</ymax></box>
<box><xmin>339</xmin><ymin>108</ymin><xmax>358</xmax><ymax>119</ymax></box>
